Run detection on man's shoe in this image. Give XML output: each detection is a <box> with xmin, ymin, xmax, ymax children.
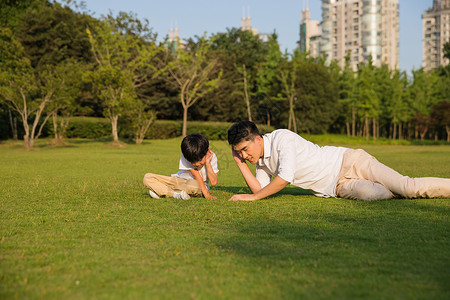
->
<box><xmin>173</xmin><ymin>190</ymin><xmax>190</xmax><ymax>200</ymax></box>
<box><xmin>149</xmin><ymin>190</ymin><xmax>160</xmax><ymax>199</ymax></box>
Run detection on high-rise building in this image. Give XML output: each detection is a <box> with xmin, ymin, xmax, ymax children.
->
<box><xmin>321</xmin><ymin>0</ymin><xmax>399</xmax><ymax>70</ymax></box>
<box><xmin>168</xmin><ymin>25</ymin><xmax>185</xmax><ymax>54</ymax></box>
<box><xmin>422</xmin><ymin>0</ymin><xmax>450</xmax><ymax>71</ymax></box>
<box><xmin>240</xmin><ymin>8</ymin><xmax>270</xmax><ymax>42</ymax></box>
<box><xmin>298</xmin><ymin>8</ymin><xmax>321</xmax><ymax>57</ymax></box>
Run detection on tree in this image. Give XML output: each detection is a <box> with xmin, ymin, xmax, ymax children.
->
<box><xmin>432</xmin><ymin>101</ymin><xmax>450</xmax><ymax>142</ymax></box>
<box><xmin>15</xmin><ymin>0</ymin><xmax>97</xmax><ymax>71</ymax></box>
<box><xmin>409</xmin><ymin>69</ymin><xmax>442</xmax><ymax>140</ymax></box>
<box><xmin>0</xmin><ymin>27</ymin><xmax>58</xmax><ymax>149</ymax></box>
<box><xmin>166</xmin><ymin>36</ymin><xmax>221</xmax><ymax>137</ymax></box>
<box><xmin>45</xmin><ymin>60</ymin><xmax>86</xmax><ymax>145</ymax></box>
<box><xmin>337</xmin><ymin>55</ymin><xmax>357</xmax><ymax>136</ymax></box>
<box><xmin>293</xmin><ymin>54</ymin><xmax>340</xmax><ymax>134</ymax></box>
<box><xmin>278</xmin><ymin>53</ymin><xmax>298</xmax><ymax>132</ymax></box>
<box><xmin>86</xmin><ymin>12</ymin><xmax>163</xmax><ymax>144</ymax></box>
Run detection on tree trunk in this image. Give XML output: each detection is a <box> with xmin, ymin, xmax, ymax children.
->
<box><xmin>346</xmin><ymin>122</ymin><xmax>350</xmax><ymax>137</ymax></box>
<box><xmin>243</xmin><ymin>64</ymin><xmax>252</xmax><ymax>122</ymax></box>
<box><xmin>52</xmin><ymin>112</ymin><xmax>58</xmax><ymax>140</ymax></box>
<box><xmin>136</xmin><ymin>114</ymin><xmax>154</xmax><ymax>145</ymax></box>
<box><xmin>372</xmin><ymin>117</ymin><xmax>376</xmax><ymax>141</ymax></box>
<box><xmin>266</xmin><ymin>110</ymin><xmax>270</xmax><ymax>127</ymax></box>
<box><xmin>111</xmin><ymin>114</ymin><xmax>119</xmax><ymax>143</ymax></box>
<box><xmin>351</xmin><ymin>106</ymin><xmax>355</xmax><ymax>137</ymax></box>
<box><xmin>393</xmin><ymin>123</ymin><xmax>397</xmax><ymax>140</ymax></box>
<box><xmin>182</xmin><ymin>106</ymin><xmax>188</xmax><ymax>137</ymax></box>
<box><xmin>365</xmin><ymin>113</ymin><xmax>369</xmax><ymax>141</ymax></box>
<box><xmin>399</xmin><ymin>122</ymin><xmax>403</xmax><ymax>140</ymax></box>
<box><xmin>446</xmin><ymin>125</ymin><xmax>450</xmax><ymax>142</ymax></box>
<box><xmin>419</xmin><ymin>127</ymin><xmax>427</xmax><ymax>141</ymax></box>
<box><xmin>8</xmin><ymin>110</ymin><xmax>18</xmax><ymax>140</ymax></box>
<box><xmin>292</xmin><ymin>109</ymin><xmax>297</xmax><ymax>133</ymax></box>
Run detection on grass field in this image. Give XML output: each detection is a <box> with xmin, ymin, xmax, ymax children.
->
<box><xmin>1</xmin><ymin>137</ymin><xmax>449</xmax><ymax>299</ymax></box>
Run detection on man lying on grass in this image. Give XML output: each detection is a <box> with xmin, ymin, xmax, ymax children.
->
<box><xmin>227</xmin><ymin>121</ymin><xmax>450</xmax><ymax>201</ymax></box>
<box><xmin>144</xmin><ymin>133</ymin><xmax>219</xmax><ymax>200</ymax></box>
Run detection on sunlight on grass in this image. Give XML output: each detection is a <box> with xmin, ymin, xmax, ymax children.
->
<box><xmin>0</xmin><ymin>138</ymin><xmax>449</xmax><ymax>299</ymax></box>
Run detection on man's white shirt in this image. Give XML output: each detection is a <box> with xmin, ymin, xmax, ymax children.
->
<box><xmin>173</xmin><ymin>152</ymin><xmax>219</xmax><ymax>190</ymax></box>
<box><xmin>256</xmin><ymin>129</ymin><xmax>347</xmax><ymax>197</ymax></box>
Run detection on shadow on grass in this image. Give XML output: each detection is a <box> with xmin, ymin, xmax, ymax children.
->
<box><xmin>212</xmin><ymin>200</ymin><xmax>449</xmax><ymax>295</ymax></box>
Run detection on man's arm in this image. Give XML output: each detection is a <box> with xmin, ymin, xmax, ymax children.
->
<box><xmin>232</xmin><ymin>149</ymin><xmax>262</xmax><ymax>193</ymax></box>
<box><xmin>228</xmin><ymin>176</ymin><xmax>289</xmax><ymax>201</ymax></box>
<box><xmin>189</xmin><ymin>169</ymin><xmax>216</xmax><ymax>199</ymax></box>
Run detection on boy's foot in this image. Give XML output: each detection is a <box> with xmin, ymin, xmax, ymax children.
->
<box><xmin>173</xmin><ymin>190</ymin><xmax>190</xmax><ymax>200</ymax></box>
<box><xmin>149</xmin><ymin>189</ymin><xmax>160</xmax><ymax>199</ymax></box>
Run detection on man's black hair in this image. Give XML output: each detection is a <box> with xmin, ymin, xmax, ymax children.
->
<box><xmin>227</xmin><ymin>121</ymin><xmax>262</xmax><ymax>146</ymax></box>
<box><xmin>181</xmin><ymin>133</ymin><xmax>209</xmax><ymax>163</ymax></box>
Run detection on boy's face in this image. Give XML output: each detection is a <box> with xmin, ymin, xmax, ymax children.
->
<box><xmin>232</xmin><ymin>136</ymin><xmax>264</xmax><ymax>165</ymax></box>
<box><xmin>191</xmin><ymin>155</ymin><xmax>207</xmax><ymax>170</ymax></box>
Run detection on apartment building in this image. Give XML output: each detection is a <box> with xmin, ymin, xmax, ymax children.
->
<box><xmin>321</xmin><ymin>0</ymin><xmax>399</xmax><ymax>70</ymax></box>
<box><xmin>422</xmin><ymin>0</ymin><xmax>450</xmax><ymax>71</ymax></box>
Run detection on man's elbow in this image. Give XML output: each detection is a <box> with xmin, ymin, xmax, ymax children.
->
<box><xmin>210</xmin><ymin>179</ymin><xmax>218</xmax><ymax>186</ymax></box>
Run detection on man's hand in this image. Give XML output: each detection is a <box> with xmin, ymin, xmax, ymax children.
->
<box><xmin>228</xmin><ymin>194</ymin><xmax>257</xmax><ymax>201</ymax></box>
<box><xmin>232</xmin><ymin>149</ymin><xmax>245</xmax><ymax>164</ymax></box>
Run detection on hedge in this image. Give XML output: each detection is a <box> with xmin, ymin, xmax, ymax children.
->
<box><xmin>48</xmin><ymin>117</ymin><xmax>274</xmax><ymax>141</ymax></box>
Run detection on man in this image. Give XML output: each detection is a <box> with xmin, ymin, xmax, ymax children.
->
<box><xmin>227</xmin><ymin>121</ymin><xmax>450</xmax><ymax>201</ymax></box>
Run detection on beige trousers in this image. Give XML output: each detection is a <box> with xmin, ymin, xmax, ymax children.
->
<box><xmin>335</xmin><ymin>149</ymin><xmax>450</xmax><ymax>201</ymax></box>
<box><xmin>143</xmin><ymin>173</ymin><xmax>202</xmax><ymax>197</ymax></box>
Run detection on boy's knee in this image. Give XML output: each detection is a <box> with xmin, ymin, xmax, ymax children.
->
<box><xmin>143</xmin><ymin>173</ymin><xmax>157</xmax><ymax>185</ymax></box>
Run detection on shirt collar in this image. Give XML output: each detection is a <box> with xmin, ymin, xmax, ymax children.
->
<box><xmin>263</xmin><ymin>134</ymin><xmax>271</xmax><ymax>158</ymax></box>
<box><xmin>258</xmin><ymin>134</ymin><xmax>271</xmax><ymax>166</ymax></box>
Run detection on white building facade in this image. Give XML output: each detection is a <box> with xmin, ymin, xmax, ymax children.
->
<box><xmin>321</xmin><ymin>0</ymin><xmax>399</xmax><ymax>70</ymax></box>
<box><xmin>422</xmin><ymin>0</ymin><xmax>450</xmax><ymax>71</ymax></box>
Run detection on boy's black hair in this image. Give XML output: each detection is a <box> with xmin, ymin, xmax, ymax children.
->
<box><xmin>227</xmin><ymin>121</ymin><xmax>262</xmax><ymax>146</ymax></box>
<box><xmin>181</xmin><ymin>133</ymin><xmax>209</xmax><ymax>163</ymax></box>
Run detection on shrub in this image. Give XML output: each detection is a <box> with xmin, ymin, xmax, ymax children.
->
<box><xmin>43</xmin><ymin>117</ymin><xmax>274</xmax><ymax>141</ymax></box>
<box><xmin>65</xmin><ymin>117</ymin><xmax>111</xmax><ymax>139</ymax></box>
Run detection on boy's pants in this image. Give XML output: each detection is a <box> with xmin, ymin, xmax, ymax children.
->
<box><xmin>143</xmin><ymin>173</ymin><xmax>202</xmax><ymax>197</ymax></box>
<box><xmin>335</xmin><ymin>149</ymin><xmax>450</xmax><ymax>201</ymax></box>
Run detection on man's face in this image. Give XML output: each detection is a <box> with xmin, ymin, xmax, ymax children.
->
<box><xmin>233</xmin><ymin>136</ymin><xmax>263</xmax><ymax>165</ymax></box>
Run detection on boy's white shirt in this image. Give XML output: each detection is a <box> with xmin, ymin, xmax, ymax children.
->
<box><xmin>256</xmin><ymin>129</ymin><xmax>348</xmax><ymax>198</ymax></box>
<box><xmin>173</xmin><ymin>152</ymin><xmax>219</xmax><ymax>190</ymax></box>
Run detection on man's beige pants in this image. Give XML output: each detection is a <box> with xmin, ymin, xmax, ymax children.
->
<box><xmin>143</xmin><ymin>173</ymin><xmax>202</xmax><ymax>197</ymax></box>
<box><xmin>335</xmin><ymin>149</ymin><xmax>450</xmax><ymax>201</ymax></box>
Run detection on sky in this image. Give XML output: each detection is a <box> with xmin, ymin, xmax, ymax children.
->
<box><xmin>79</xmin><ymin>0</ymin><xmax>434</xmax><ymax>73</ymax></box>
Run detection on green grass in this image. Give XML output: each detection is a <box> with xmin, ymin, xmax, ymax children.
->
<box><xmin>0</xmin><ymin>138</ymin><xmax>449</xmax><ymax>299</ymax></box>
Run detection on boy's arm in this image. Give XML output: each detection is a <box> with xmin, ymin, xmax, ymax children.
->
<box><xmin>229</xmin><ymin>176</ymin><xmax>289</xmax><ymax>201</ymax></box>
<box><xmin>205</xmin><ymin>150</ymin><xmax>218</xmax><ymax>186</ymax></box>
<box><xmin>232</xmin><ymin>149</ymin><xmax>261</xmax><ymax>193</ymax></box>
<box><xmin>189</xmin><ymin>169</ymin><xmax>216</xmax><ymax>199</ymax></box>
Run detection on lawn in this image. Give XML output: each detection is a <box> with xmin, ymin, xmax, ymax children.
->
<box><xmin>0</xmin><ymin>138</ymin><xmax>449</xmax><ymax>299</ymax></box>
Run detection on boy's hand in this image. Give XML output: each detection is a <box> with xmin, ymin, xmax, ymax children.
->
<box><xmin>205</xmin><ymin>194</ymin><xmax>217</xmax><ymax>200</ymax></box>
<box><xmin>205</xmin><ymin>149</ymin><xmax>214</xmax><ymax>164</ymax></box>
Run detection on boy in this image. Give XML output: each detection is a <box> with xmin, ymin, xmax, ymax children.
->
<box><xmin>227</xmin><ymin>121</ymin><xmax>450</xmax><ymax>201</ymax></box>
<box><xmin>143</xmin><ymin>133</ymin><xmax>219</xmax><ymax>200</ymax></box>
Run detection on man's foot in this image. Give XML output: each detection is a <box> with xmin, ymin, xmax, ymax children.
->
<box><xmin>173</xmin><ymin>190</ymin><xmax>190</xmax><ymax>200</ymax></box>
<box><xmin>149</xmin><ymin>189</ymin><xmax>160</xmax><ymax>199</ymax></box>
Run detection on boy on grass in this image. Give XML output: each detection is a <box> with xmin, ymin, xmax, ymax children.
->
<box><xmin>227</xmin><ymin>121</ymin><xmax>450</xmax><ymax>201</ymax></box>
<box><xmin>143</xmin><ymin>133</ymin><xmax>219</xmax><ymax>200</ymax></box>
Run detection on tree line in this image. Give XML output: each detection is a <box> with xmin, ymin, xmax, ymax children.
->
<box><xmin>1</xmin><ymin>0</ymin><xmax>449</xmax><ymax>149</ymax></box>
